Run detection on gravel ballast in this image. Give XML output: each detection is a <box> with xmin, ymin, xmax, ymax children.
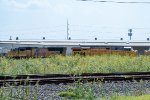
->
<box><xmin>1</xmin><ymin>80</ymin><xmax>150</xmax><ymax>100</ymax></box>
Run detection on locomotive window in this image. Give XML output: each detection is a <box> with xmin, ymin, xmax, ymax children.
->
<box><xmin>115</xmin><ymin>48</ymin><xmax>118</xmax><ymax>50</ymax></box>
<box><xmin>48</xmin><ymin>48</ymin><xmax>63</xmax><ymax>51</ymax></box>
<box><xmin>73</xmin><ymin>49</ymin><xmax>81</xmax><ymax>51</ymax></box>
<box><xmin>26</xmin><ymin>47</ymin><xmax>32</xmax><ymax>50</ymax></box>
<box><xmin>106</xmin><ymin>48</ymin><xmax>110</xmax><ymax>50</ymax></box>
<box><xmin>19</xmin><ymin>48</ymin><xmax>25</xmax><ymax>51</ymax></box>
<box><xmin>124</xmin><ymin>48</ymin><xmax>131</xmax><ymax>51</ymax></box>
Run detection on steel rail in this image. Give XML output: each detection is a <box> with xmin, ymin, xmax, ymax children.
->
<box><xmin>0</xmin><ymin>72</ymin><xmax>150</xmax><ymax>86</ymax></box>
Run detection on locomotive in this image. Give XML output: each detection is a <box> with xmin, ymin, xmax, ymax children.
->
<box><xmin>6</xmin><ymin>47</ymin><xmax>66</xmax><ymax>58</ymax></box>
<box><xmin>72</xmin><ymin>47</ymin><xmax>137</xmax><ymax>56</ymax></box>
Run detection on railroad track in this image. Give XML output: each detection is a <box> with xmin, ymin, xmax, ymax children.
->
<box><xmin>1</xmin><ymin>72</ymin><xmax>150</xmax><ymax>86</ymax></box>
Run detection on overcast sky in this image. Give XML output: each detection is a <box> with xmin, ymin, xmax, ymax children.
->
<box><xmin>0</xmin><ymin>0</ymin><xmax>150</xmax><ymax>40</ymax></box>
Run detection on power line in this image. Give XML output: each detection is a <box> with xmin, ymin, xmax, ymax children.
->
<box><xmin>70</xmin><ymin>25</ymin><xmax>150</xmax><ymax>30</ymax></box>
<box><xmin>78</xmin><ymin>0</ymin><xmax>150</xmax><ymax>4</ymax></box>
<box><xmin>0</xmin><ymin>25</ymin><xmax>66</xmax><ymax>33</ymax></box>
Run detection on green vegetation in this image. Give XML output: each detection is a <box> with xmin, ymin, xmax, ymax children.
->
<box><xmin>58</xmin><ymin>91</ymin><xmax>76</xmax><ymax>98</ymax></box>
<box><xmin>58</xmin><ymin>82</ymin><xmax>96</xmax><ymax>99</ymax></box>
<box><xmin>103</xmin><ymin>95</ymin><xmax>150</xmax><ymax>100</ymax></box>
<box><xmin>0</xmin><ymin>55</ymin><xmax>150</xmax><ymax>75</ymax></box>
<box><xmin>0</xmin><ymin>85</ymin><xmax>38</xmax><ymax>100</ymax></box>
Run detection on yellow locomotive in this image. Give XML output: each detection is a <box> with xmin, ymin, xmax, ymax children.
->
<box><xmin>7</xmin><ymin>47</ymin><xmax>66</xmax><ymax>58</ymax></box>
<box><xmin>72</xmin><ymin>47</ymin><xmax>137</xmax><ymax>56</ymax></box>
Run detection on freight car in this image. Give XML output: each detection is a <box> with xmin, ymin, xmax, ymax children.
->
<box><xmin>72</xmin><ymin>47</ymin><xmax>137</xmax><ymax>56</ymax></box>
<box><xmin>7</xmin><ymin>47</ymin><xmax>66</xmax><ymax>58</ymax></box>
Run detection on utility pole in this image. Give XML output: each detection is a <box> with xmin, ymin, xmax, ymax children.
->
<box><xmin>128</xmin><ymin>29</ymin><xmax>133</xmax><ymax>40</ymax></box>
<box><xmin>67</xmin><ymin>19</ymin><xmax>69</xmax><ymax>40</ymax></box>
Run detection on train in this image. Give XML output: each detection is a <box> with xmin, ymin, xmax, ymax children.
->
<box><xmin>0</xmin><ymin>46</ymin><xmax>139</xmax><ymax>58</ymax></box>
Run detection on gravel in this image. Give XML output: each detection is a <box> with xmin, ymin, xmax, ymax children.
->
<box><xmin>1</xmin><ymin>80</ymin><xmax>150</xmax><ymax>100</ymax></box>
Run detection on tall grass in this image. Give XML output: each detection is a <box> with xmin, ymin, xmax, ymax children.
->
<box><xmin>0</xmin><ymin>85</ymin><xmax>38</xmax><ymax>100</ymax></box>
<box><xmin>0</xmin><ymin>55</ymin><xmax>150</xmax><ymax>75</ymax></box>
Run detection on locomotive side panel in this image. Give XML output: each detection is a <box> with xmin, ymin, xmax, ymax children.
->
<box><xmin>18</xmin><ymin>47</ymin><xmax>27</xmax><ymax>57</ymax></box>
<box><xmin>7</xmin><ymin>48</ymin><xmax>19</xmax><ymax>58</ymax></box>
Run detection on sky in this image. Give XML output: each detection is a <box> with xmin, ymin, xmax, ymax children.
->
<box><xmin>0</xmin><ymin>0</ymin><xmax>150</xmax><ymax>40</ymax></box>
